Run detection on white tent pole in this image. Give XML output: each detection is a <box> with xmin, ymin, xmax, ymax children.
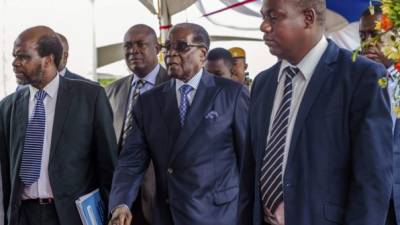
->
<box><xmin>1</xmin><ymin>0</ymin><xmax>6</xmax><ymax>97</ymax></box>
<box><xmin>91</xmin><ymin>0</ymin><xmax>97</xmax><ymax>81</ymax></box>
<box><xmin>158</xmin><ymin>0</ymin><xmax>171</xmax><ymax>45</ymax></box>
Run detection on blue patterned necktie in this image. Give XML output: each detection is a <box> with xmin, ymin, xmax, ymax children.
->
<box><xmin>260</xmin><ymin>66</ymin><xmax>299</xmax><ymax>213</ymax></box>
<box><xmin>179</xmin><ymin>84</ymin><xmax>193</xmax><ymax>127</ymax></box>
<box><xmin>20</xmin><ymin>89</ymin><xmax>47</xmax><ymax>186</ymax></box>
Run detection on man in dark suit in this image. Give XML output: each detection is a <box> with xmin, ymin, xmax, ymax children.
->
<box><xmin>108</xmin><ymin>22</ymin><xmax>250</xmax><ymax>225</ymax></box>
<box><xmin>359</xmin><ymin>5</ymin><xmax>400</xmax><ymax>225</ymax></box>
<box><xmin>247</xmin><ymin>0</ymin><xmax>393</xmax><ymax>225</ymax></box>
<box><xmin>56</xmin><ymin>33</ymin><xmax>93</xmax><ymax>82</ymax></box>
<box><xmin>206</xmin><ymin>47</ymin><xmax>234</xmax><ymax>79</ymax></box>
<box><xmin>105</xmin><ymin>24</ymin><xmax>169</xmax><ymax>225</ymax></box>
<box><xmin>0</xmin><ymin>26</ymin><xmax>117</xmax><ymax>225</ymax></box>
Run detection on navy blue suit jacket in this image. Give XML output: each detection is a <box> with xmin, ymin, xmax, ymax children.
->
<box><xmin>248</xmin><ymin>41</ymin><xmax>393</xmax><ymax>225</ymax></box>
<box><xmin>109</xmin><ymin>71</ymin><xmax>251</xmax><ymax>225</ymax></box>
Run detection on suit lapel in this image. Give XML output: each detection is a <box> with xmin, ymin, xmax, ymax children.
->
<box><xmin>14</xmin><ymin>89</ymin><xmax>30</xmax><ymax>169</ymax></box>
<box><xmin>169</xmin><ymin>72</ymin><xmax>219</xmax><ymax>163</ymax></box>
<box><xmin>285</xmin><ymin>41</ymin><xmax>338</xmax><ymax>174</ymax></box>
<box><xmin>159</xmin><ymin>80</ymin><xmax>181</xmax><ymax>145</ymax></box>
<box><xmin>255</xmin><ymin>64</ymin><xmax>280</xmax><ymax>177</ymax></box>
<box><xmin>115</xmin><ymin>75</ymin><xmax>133</xmax><ymax>141</ymax></box>
<box><xmin>49</xmin><ymin>76</ymin><xmax>73</xmax><ymax>162</ymax></box>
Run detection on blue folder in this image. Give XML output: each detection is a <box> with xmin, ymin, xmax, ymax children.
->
<box><xmin>75</xmin><ymin>188</ymin><xmax>105</xmax><ymax>225</ymax></box>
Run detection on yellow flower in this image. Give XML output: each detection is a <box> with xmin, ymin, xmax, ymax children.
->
<box><xmin>378</xmin><ymin>77</ymin><xmax>388</xmax><ymax>88</ymax></box>
<box><xmin>375</xmin><ymin>21</ymin><xmax>382</xmax><ymax>31</ymax></box>
<box><xmin>394</xmin><ymin>106</ymin><xmax>400</xmax><ymax>118</ymax></box>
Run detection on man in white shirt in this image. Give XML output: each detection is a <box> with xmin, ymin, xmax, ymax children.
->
<box><xmin>247</xmin><ymin>0</ymin><xmax>393</xmax><ymax>224</ymax></box>
<box><xmin>0</xmin><ymin>25</ymin><xmax>117</xmax><ymax>225</ymax></box>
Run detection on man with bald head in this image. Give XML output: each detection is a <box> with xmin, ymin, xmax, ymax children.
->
<box><xmin>0</xmin><ymin>26</ymin><xmax>117</xmax><ymax>225</ymax></box>
<box><xmin>108</xmin><ymin>22</ymin><xmax>250</xmax><ymax>225</ymax></box>
<box><xmin>247</xmin><ymin>0</ymin><xmax>393</xmax><ymax>224</ymax></box>
<box><xmin>56</xmin><ymin>33</ymin><xmax>92</xmax><ymax>82</ymax></box>
<box><xmin>105</xmin><ymin>24</ymin><xmax>169</xmax><ymax>225</ymax></box>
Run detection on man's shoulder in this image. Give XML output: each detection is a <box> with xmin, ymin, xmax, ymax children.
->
<box><xmin>105</xmin><ymin>75</ymin><xmax>132</xmax><ymax>93</ymax></box>
<box><xmin>0</xmin><ymin>89</ymin><xmax>26</xmax><ymax>115</ymax></box>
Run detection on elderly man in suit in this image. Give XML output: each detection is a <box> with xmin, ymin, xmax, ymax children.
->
<box><xmin>0</xmin><ymin>26</ymin><xmax>117</xmax><ymax>225</ymax></box>
<box><xmin>246</xmin><ymin>0</ymin><xmax>393</xmax><ymax>225</ymax></box>
<box><xmin>105</xmin><ymin>24</ymin><xmax>169</xmax><ymax>225</ymax></box>
<box><xmin>108</xmin><ymin>22</ymin><xmax>250</xmax><ymax>225</ymax></box>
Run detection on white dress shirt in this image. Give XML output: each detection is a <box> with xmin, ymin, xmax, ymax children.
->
<box><xmin>22</xmin><ymin>74</ymin><xmax>60</xmax><ymax>199</ymax></box>
<box><xmin>175</xmin><ymin>68</ymin><xmax>203</xmax><ymax>106</ymax></box>
<box><xmin>267</xmin><ymin>37</ymin><xmax>328</xmax><ymax>175</ymax></box>
<box><xmin>387</xmin><ymin>65</ymin><xmax>399</xmax><ymax>127</ymax></box>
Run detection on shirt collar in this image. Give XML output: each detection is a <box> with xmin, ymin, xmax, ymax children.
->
<box><xmin>29</xmin><ymin>73</ymin><xmax>60</xmax><ymax>101</ymax></box>
<box><xmin>278</xmin><ymin>36</ymin><xmax>328</xmax><ymax>82</ymax></box>
<box><xmin>59</xmin><ymin>67</ymin><xmax>67</xmax><ymax>76</ymax></box>
<box><xmin>131</xmin><ymin>64</ymin><xmax>160</xmax><ymax>86</ymax></box>
<box><xmin>175</xmin><ymin>68</ymin><xmax>203</xmax><ymax>91</ymax></box>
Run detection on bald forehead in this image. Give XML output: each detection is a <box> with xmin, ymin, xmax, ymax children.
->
<box><xmin>18</xmin><ymin>26</ymin><xmax>56</xmax><ymax>43</ymax></box>
<box><xmin>124</xmin><ymin>25</ymin><xmax>157</xmax><ymax>42</ymax></box>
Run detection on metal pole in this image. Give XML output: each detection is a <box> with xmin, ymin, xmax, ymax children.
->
<box><xmin>158</xmin><ymin>0</ymin><xmax>171</xmax><ymax>45</ymax></box>
<box><xmin>1</xmin><ymin>0</ymin><xmax>7</xmax><ymax>98</ymax></box>
<box><xmin>91</xmin><ymin>0</ymin><xmax>97</xmax><ymax>81</ymax></box>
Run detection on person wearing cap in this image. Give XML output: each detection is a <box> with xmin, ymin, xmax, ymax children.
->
<box><xmin>228</xmin><ymin>47</ymin><xmax>248</xmax><ymax>85</ymax></box>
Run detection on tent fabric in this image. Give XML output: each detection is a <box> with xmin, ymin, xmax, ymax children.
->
<box><xmin>326</xmin><ymin>0</ymin><xmax>370</xmax><ymax>22</ymax></box>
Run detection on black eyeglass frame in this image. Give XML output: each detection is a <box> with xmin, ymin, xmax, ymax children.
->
<box><xmin>162</xmin><ymin>40</ymin><xmax>208</xmax><ymax>53</ymax></box>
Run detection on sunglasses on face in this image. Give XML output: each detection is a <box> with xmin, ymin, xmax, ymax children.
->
<box><xmin>162</xmin><ymin>40</ymin><xmax>207</xmax><ymax>53</ymax></box>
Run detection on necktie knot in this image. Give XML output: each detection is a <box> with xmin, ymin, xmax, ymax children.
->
<box><xmin>136</xmin><ymin>79</ymin><xmax>146</xmax><ymax>89</ymax></box>
<box><xmin>285</xmin><ymin>66</ymin><xmax>299</xmax><ymax>80</ymax></box>
<box><xmin>179</xmin><ymin>84</ymin><xmax>193</xmax><ymax>96</ymax></box>
<box><xmin>35</xmin><ymin>90</ymin><xmax>47</xmax><ymax>101</ymax></box>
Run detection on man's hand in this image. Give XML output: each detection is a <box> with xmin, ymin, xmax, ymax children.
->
<box><xmin>108</xmin><ymin>205</ymin><xmax>132</xmax><ymax>225</ymax></box>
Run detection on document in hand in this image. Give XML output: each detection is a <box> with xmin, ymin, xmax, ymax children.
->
<box><xmin>75</xmin><ymin>188</ymin><xmax>105</xmax><ymax>225</ymax></box>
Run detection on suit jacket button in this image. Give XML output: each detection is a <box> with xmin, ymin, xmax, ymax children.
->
<box><xmin>166</xmin><ymin>198</ymin><xmax>170</xmax><ymax>204</ymax></box>
<box><xmin>167</xmin><ymin>168</ymin><xmax>174</xmax><ymax>174</ymax></box>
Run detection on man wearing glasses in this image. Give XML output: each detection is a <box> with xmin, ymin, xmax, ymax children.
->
<box><xmin>105</xmin><ymin>24</ymin><xmax>170</xmax><ymax>225</ymax></box>
<box><xmin>108</xmin><ymin>23</ymin><xmax>251</xmax><ymax>225</ymax></box>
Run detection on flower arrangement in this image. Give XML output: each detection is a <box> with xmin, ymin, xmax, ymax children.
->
<box><xmin>368</xmin><ymin>0</ymin><xmax>400</xmax><ymax>117</ymax></box>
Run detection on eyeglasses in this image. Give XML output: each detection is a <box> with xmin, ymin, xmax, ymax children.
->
<box><xmin>162</xmin><ymin>40</ymin><xmax>207</xmax><ymax>53</ymax></box>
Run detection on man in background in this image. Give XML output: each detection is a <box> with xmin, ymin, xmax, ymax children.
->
<box><xmin>206</xmin><ymin>47</ymin><xmax>234</xmax><ymax>79</ymax></box>
<box><xmin>105</xmin><ymin>24</ymin><xmax>169</xmax><ymax>225</ymax></box>
<box><xmin>360</xmin><ymin>4</ymin><xmax>400</xmax><ymax>225</ymax></box>
<box><xmin>228</xmin><ymin>47</ymin><xmax>249</xmax><ymax>85</ymax></box>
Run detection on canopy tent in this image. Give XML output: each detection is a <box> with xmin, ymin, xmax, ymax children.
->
<box><xmin>97</xmin><ymin>0</ymin><xmax>370</xmax><ymax>70</ymax></box>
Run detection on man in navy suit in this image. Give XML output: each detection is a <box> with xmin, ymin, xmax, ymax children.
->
<box><xmin>247</xmin><ymin>0</ymin><xmax>393</xmax><ymax>225</ymax></box>
<box><xmin>108</xmin><ymin>22</ymin><xmax>250</xmax><ymax>225</ymax></box>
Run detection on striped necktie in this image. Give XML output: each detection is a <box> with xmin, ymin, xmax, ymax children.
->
<box><xmin>20</xmin><ymin>89</ymin><xmax>47</xmax><ymax>186</ymax></box>
<box><xmin>179</xmin><ymin>84</ymin><xmax>193</xmax><ymax>127</ymax></box>
<box><xmin>260</xmin><ymin>66</ymin><xmax>299</xmax><ymax>213</ymax></box>
<box><xmin>120</xmin><ymin>79</ymin><xmax>146</xmax><ymax>150</ymax></box>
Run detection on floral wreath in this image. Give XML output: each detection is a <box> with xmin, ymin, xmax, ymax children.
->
<box><xmin>353</xmin><ymin>0</ymin><xmax>400</xmax><ymax>116</ymax></box>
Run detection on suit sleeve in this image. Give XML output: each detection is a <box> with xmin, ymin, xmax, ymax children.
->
<box><xmin>93</xmin><ymin>88</ymin><xmax>118</xmax><ymax>206</ymax></box>
<box><xmin>233</xmin><ymin>86</ymin><xmax>254</xmax><ymax>225</ymax></box>
<box><xmin>0</xmin><ymin>103</ymin><xmax>10</xmax><ymax>225</ymax></box>
<box><xmin>108</xmin><ymin>95</ymin><xmax>150</xmax><ymax>212</ymax></box>
<box><xmin>345</xmin><ymin>63</ymin><xmax>393</xmax><ymax>225</ymax></box>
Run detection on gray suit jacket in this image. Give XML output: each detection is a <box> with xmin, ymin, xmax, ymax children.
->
<box><xmin>105</xmin><ymin>65</ymin><xmax>169</xmax><ymax>223</ymax></box>
<box><xmin>0</xmin><ymin>76</ymin><xmax>118</xmax><ymax>225</ymax></box>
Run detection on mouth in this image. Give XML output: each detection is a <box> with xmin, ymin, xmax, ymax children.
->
<box><xmin>127</xmin><ymin>55</ymin><xmax>142</xmax><ymax>63</ymax></box>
